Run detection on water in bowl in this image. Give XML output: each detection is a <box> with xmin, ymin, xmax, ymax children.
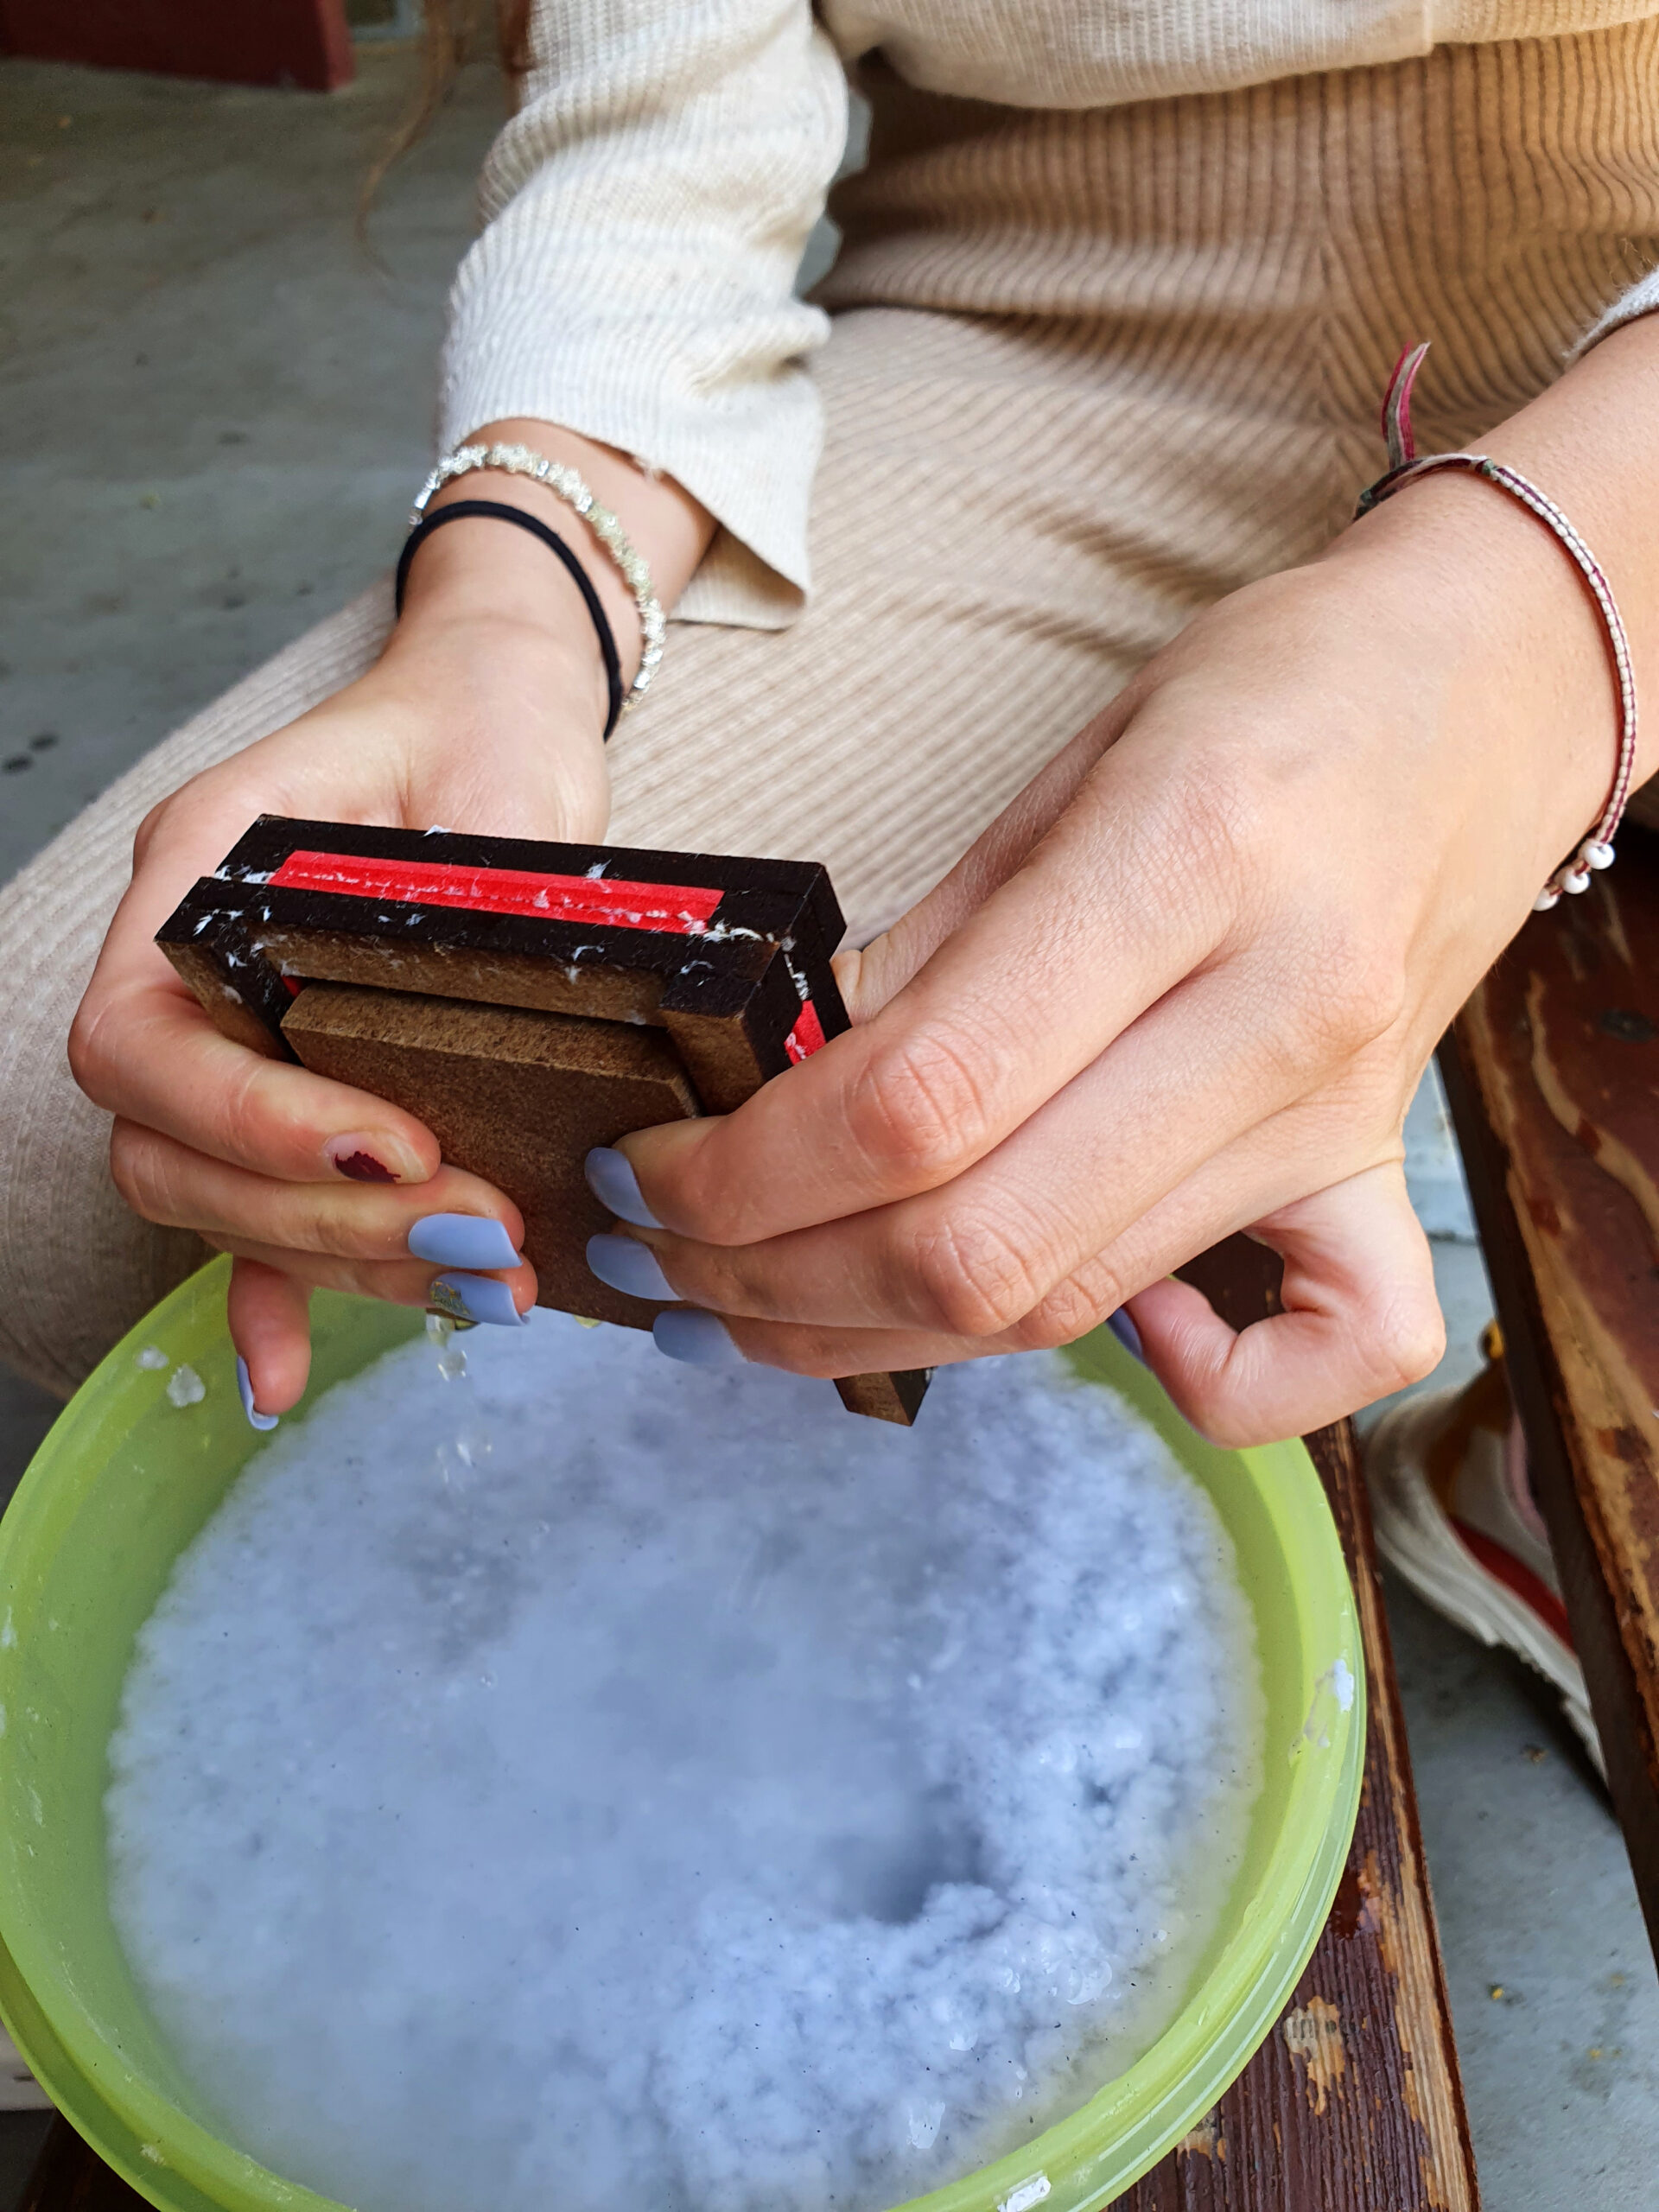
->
<box><xmin>105</xmin><ymin>1315</ymin><xmax>1262</xmax><ymax>2212</ymax></box>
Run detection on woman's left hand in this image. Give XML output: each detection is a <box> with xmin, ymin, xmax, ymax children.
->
<box><xmin>594</xmin><ymin>442</ymin><xmax>1636</xmax><ymax>1444</ymax></box>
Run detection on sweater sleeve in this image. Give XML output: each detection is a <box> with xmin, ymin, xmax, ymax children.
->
<box><xmin>439</xmin><ymin>1</ymin><xmax>848</xmax><ymax>628</ymax></box>
<box><xmin>1573</xmin><ymin>266</ymin><xmax>1659</xmax><ymax>362</ymax></box>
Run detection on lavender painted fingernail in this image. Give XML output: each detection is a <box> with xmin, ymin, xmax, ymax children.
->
<box><xmin>408</xmin><ymin>1213</ymin><xmax>522</xmax><ymax>1270</ymax></box>
<box><xmin>583</xmin><ymin>1147</ymin><xmax>661</xmax><ymax>1229</ymax></box>
<box><xmin>236</xmin><ymin>1356</ymin><xmax>279</xmax><ymax>1432</ymax></box>
<box><xmin>652</xmin><ymin>1308</ymin><xmax>742</xmax><ymax>1366</ymax></box>
<box><xmin>587</xmin><ymin>1233</ymin><xmax>674</xmax><ymax>1301</ymax></box>
<box><xmin>1106</xmin><ymin>1307</ymin><xmax>1145</xmax><ymax>1363</ymax></box>
<box><xmin>429</xmin><ymin>1273</ymin><xmax>528</xmax><ymax>1328</ymax></box>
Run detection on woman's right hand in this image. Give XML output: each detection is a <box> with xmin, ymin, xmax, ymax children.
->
<box><xmin>73</xmin><ymin>420</ymin><xmax>713</xmax><ymax>1421</ymax></box>
<box><xmin>68</xmin><ymin>487</ymin><xmax>625</xmax><ymax>1422</ymax></box>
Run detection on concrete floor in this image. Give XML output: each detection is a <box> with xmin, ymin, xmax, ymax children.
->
<box><xmin>3</xmin><ymin>48</ymin><xmax>1657</xmax><ymax>2212</ymax></box>
<box><xmin>0</xmin><ymin>45</ymin><xmax>496</xmax><ymax>885</ymax></box>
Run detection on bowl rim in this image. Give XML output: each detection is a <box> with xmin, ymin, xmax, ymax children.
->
<box><xmin>0</xmin><ymin>1261</ymin><xmax>1363</xmax><ymax>2212</ymax></box>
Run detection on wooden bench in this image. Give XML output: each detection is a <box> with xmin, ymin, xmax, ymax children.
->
<box><xmin>20</xmin><ymin>1230</ymin><xmax>1481</xmax><ymax>2212</ymax></box>
<box><xmin>1440</xmin><ymin>827</ymin><xmax>1659</xmax><ymax>1959</ymax></box>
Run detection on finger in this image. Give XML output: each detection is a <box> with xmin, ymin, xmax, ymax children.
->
<box><xmin>671</xmin><ymin>1309</ymin><xmax>1034</xmax><ymax>1380</ymax></box>
<box><xmin>612</xmin><ymin>959</ymin><xmax>1321</xmax><ymax>1337</ymax></box>
<box><xmin>1125</xmin><ymin>1165</ymin><xmax>1445</xmax><ymax>1446</ymax></box>
<box><xmin>227</xmin><ymin>1260</ymin><xmax>314</xmax><ymax>1418</ymax></box>
<box><xmin>73</xmin><ymin>976</ymin><xmax>442</xmax><ymax>1186</ymax></box>
<box><xmin>72</xmin><ymin>771</ymin><xmax>442</xmax><ymax>1185</ymax></box>
<box><xmin>205</xmin><ymin>1238</ymin><xmax>539</xmax><ymax>1321</ymax></box>
<box><xmin>110</xmin><ymin>1121</ymin><xmax>524</xmax><ymax>1261</ymax></box>
<box><xmin>664</xmin><ymin>1158</ymin><xmax>1440</xmax><ymax>1451</ymax></box>
<box><xmin>1001</xmin><ymin>1089</ymin><xmax>1408</xmax><ymax>1350</ymax></box>
<box><xmin>633</xmin><ymin>1082</ymin><xmax>1422</xmax><ymax>1389</ymax></box>
<box><xmin>621</xmin><ymin>720</ymin><xmax>1241</xmax><ymax>1243</ymax></box>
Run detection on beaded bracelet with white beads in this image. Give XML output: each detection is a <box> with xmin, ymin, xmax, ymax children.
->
<box><xmin>412</xmin><ymin>442</ymin><xmax>665</xmax><ymax>711</ymax></box>
<box><xmin>1357</xmin><ymin>343</ymin><xmax>1637</xmax><ymax>912</ymax></box>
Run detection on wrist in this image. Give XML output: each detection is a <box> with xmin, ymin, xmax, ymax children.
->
<box><xmin>377</xmin><ymin>595</ymin><xmax>614</xmax><ymax>788</ymax></box>
<box><xmin>1328</xmin><ymin>475</ymin><xmax>1623</xmax><ymax>859</ymax></box>
<box><xmin>400</xmin><ymin>487</ymin><xmax>612</xmax><ymax>637</ymax></box>
<box><xmin>1339</xmin><ymin>318</ymin><xmax>1659</xmax><ymax>820</ymax></box>
<box><xmin>429</xmin><ymin>417</ymin><xmax>702</xmax><ymax>679</ymax></box>
<box><xmin>389</xmin><ymin>520</ymin><xmax>614</xmax><ymax>741</ymax></box>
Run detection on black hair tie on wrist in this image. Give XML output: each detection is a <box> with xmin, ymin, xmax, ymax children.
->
<box><xmin>395</xmin><ymin>497</ymin><xmax>626</xmax><ymax>741</ymax></box>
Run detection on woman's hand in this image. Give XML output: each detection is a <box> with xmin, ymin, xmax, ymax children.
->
<box><xmin>70</xmin><ymin>613</ymin><xmax>603</xmax><ymax>1414</ymax></box>
<box><xmin>69</xmin><ymin>421</ymin><xmax>713</xmax><ymax>1421</ymax></box>
<box><xmin>594</xmin><ymin>366</ymin><xmax>1657</xmax><ymax>1443</ymax></box>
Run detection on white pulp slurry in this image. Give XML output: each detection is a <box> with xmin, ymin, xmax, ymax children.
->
<box><xmin>105</xmin><ymin>1320</ymin><xmax>1262</xmax><ymax>2212</ymax></box>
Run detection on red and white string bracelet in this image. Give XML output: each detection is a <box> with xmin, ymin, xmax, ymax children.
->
<box><xmin>1357</xmin><ymin>341</ymin><xmax>1638</xmax><ymax>912</ymax></box>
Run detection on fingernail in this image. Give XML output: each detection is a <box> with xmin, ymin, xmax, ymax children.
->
<box><xmin>1106</xmin><ymin>1307</ymin><xmax>1145</xmax><ymax>1363</ymax></box>
<box><xmin>429</xmin><ymin>1273</ymin><xmax>528</xmax><ymax>1328</ymax></box>
<box><xmin>326</xmin><ymin>1134</ymin><xmax>406</xmax><ymax>1184</ymax></box>
<box><xmin>586</xmin><ymin>1232</ymin><xmax>674</xmax><ymax>1301</ymax></box>
<box><xmin>583</xmin><ymin>1146</ymin><xmax>660</xmax><ymax>1229</ymax></box>
<box><xmin>409</xmin><ymin>1213</ymin><xmax>521</xmax><ymax>1270</ymax></box>
<box><xmin>236</xmin><ymin>1355</ymin><xmax>279</xmax><ymax>1432</ymax></box>
<box><xmin>652</xmin><ymin>1308</ymin><xmax>742</xmax><ymax>1366</ymax></box>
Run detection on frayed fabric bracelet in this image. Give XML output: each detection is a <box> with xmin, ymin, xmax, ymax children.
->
<box><xmin>413</xmin><ymin>442</ymin><xmax>665</xmax><ymax>715</ymax></box>
<box><xmin>1357</xmin><ymin>341</ymin><xmax>1637</xmax><ymax>912</ymax></box>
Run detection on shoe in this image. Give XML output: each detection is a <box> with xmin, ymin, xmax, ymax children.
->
<box><xmin>1365</xmin><ymin>1331</ymin><xmax>1605</xmax><ymax>1778</ymax></box>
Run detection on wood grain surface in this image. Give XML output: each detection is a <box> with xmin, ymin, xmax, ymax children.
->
<box><xmin>283</xmin><ymin>982</ymin><xmax>698</xmax><ymax>1330</ymax></box>
<box><xmin>1118</xmin><ymin>1244</ymin><xmax>1478</xmax><ymax>2209</ymax></box>
<box><xmin>1441</xmin><ymin>836</ymin><xmax>1659</xmax><ymax>1959</ymax></box>
<box><xmin>21</xmin><ymin>1239</ymin><xmax>1477</xmax><ymax>2212</ymax></box>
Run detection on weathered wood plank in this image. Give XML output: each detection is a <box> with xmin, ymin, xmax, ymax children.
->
<box><xmin>1440</xmin><ymin>834</ymin><xmax>1659</xmax><ymax>1958</ymax></box>
<box><xmin>1118</xmin><ymin>1243</ymin><xmax>1478</xmax><ymax>2209</ymax></box>
<box><xmin>22</xmin><ymin>1239</ymin><xmax>1477</xmax><ymax>2212</ymax></box>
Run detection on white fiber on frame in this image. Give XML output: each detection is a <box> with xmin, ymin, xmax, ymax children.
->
<box><xmin>105</xmin><ymin>1317</ymin><xmax>1262</xmax><ymax>2212</ymax></box>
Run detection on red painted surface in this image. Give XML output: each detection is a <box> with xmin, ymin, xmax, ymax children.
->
<box><xmin>0</xmin><ymin>0</ymin><xmax>354</xmax><ymax>91</ymax></box>
<box><xmin>269</xmin><ymin>851</ymin><xmax>726</xmax><ymax>933</ymax></box>
<box><xmin>784</xmin><ymin>1001</ymin><xmax>827</xmax><ymax>1063</ymax></box>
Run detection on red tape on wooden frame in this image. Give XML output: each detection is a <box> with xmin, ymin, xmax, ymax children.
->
<box><xmin>268</xmin><ymin>850</ymin><xmax>725</xmax><ymax>934</ymax></box>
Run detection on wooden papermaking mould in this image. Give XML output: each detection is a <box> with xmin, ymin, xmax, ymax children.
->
<box><xmin>156</xmin><ymin>815</ymin><xmax>931</xmax><ymax>1425</ymax></box>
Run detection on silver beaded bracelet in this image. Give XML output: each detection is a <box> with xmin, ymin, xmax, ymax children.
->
<box><xmin>1357</xmin><ymin>343</ymin><xmax>1637</xmax><ymax>912</ymax></box>
<box><xmin>411</xmin><ymin>442</ymin><xmax>666</xmax><ymax>710</ymax></box>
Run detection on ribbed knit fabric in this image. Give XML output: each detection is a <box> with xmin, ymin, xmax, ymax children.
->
<box><xmin>0</xmin><ymin>592</ymin><xmax>391</xmax><ymax>1396</ymax></box>
<box><xmin>3</xmin><ymin>25</ymin><xmax>1658</xmax><ymax>1395</ymax></box>
<box><xmin>440</xmin><ymin>0</ymin><xmax>1659</xmax><ymax>627</ymax></box>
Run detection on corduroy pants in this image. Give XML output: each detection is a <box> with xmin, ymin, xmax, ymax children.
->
<box><xmin>5</xmin><ymin>25</ymin><xmax>1659</xmax><ymax>1395</ymax></box>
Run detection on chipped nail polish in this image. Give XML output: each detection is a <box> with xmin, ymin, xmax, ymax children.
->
<box><xmin>586</xmin><ymin>1233</ymin><xmax>674</xmax><ymax>1301</ymax></box>
<box><xmin>326</xmin><ymin>1135</ymin><xmax>399</xmax><ymax>1184</ymax></box>
<box><xmin>236</xmin><ymin>1355</ymin><xmax>279</xmax><ymax>1432</ymax></box>
<box><xmin>408</xmin><ymin>1214</ymin><xmax>521</xmax><ymax>1270</ymax></box>
<box><xmin>583</xmin><ymin>1147</ymin><xmax>661</xmax><ymax>1229</ymax></box>
<box><xmin>652</xmin><ymin>1308</ymin><xmax>742</xmax><ymax>1366</ymax></box>
<box><xmin>429</xmin><ymin>1273</ymin><xmax>528</xmax><ymax>1328</ymax></box>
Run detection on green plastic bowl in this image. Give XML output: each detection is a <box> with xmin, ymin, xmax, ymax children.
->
<box><xmin>0</xmin><ymin>1258</ymin><xmax>1362</xmax><ymax>2212</ymax></box>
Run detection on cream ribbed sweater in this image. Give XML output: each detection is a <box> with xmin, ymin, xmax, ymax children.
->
<box><xmin>438</xmin><ymin>1</ymin><xmax>1659</xmax><ymax>625</ymax></box>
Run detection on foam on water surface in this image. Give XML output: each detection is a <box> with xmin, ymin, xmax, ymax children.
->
<box><xmin>105</xmin><ymin>1317</ymin><xmax>1263</xmax><ymax>2212</ymax></box>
